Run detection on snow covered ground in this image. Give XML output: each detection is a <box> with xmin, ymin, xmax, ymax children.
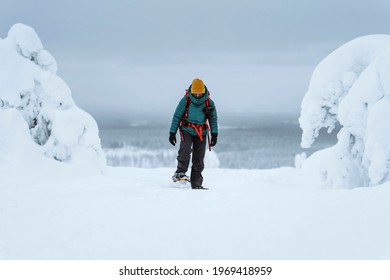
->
<box><xmin>1</xmin><ymin>166</ymin><xmax>389</xmax><ymax>260</ymax></box>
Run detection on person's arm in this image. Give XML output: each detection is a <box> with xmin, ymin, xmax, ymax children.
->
<box><xmin>208</xmin><ymin>99</ymin><xmax>218</xmax><ymax>134</ymax></box>
<box><xmin>169</xmin><ymin>97</ymin><xmax>187</xmax><ymax>134</ymax></box>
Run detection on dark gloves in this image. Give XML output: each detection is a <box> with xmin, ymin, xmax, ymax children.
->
<box><xmin>210</xmin><ymin>133</ymin><xmax>218</xmax><ymax>147</ymax></box>
<box><xmin>169</xmin><ymin>132</ymin><xmax>177</xmax><ymax>146</ymax></box>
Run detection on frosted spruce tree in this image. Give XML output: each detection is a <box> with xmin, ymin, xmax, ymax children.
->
<box><xmin>299</xmin><ymin>35</ymin><xmax>390</xmax><ymax>188</ymax></box>
<box><xmin>0</xmin><ymin>23</ymin><xmax>105</xmax><ymax>177</ymax></box>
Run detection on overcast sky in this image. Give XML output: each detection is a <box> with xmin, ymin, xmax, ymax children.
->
<box><xmin>1</xmin><ymin>0</ymin><xmax>390</xmax><ymax>121</ymax></box>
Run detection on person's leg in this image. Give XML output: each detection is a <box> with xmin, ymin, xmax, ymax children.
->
<box><xmin>190</xmin><ymin>135</ymin><xmax>207</xmax><ymax>187</ymax></box>
<box><xmin>176</xmin><ymin>131</ymin><xmax>193</xmax><ymax>173</ymax></box>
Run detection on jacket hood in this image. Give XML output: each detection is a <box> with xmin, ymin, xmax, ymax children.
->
<box><xmin>188</xmin><ymin>85</ymin><xmax>209</xmax><ymax>105</ymax></box>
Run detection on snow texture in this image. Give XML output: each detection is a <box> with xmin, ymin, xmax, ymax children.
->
<box><xmin>299</xmin><ymin>35</ymin><xmax>390</xmax><ymax>188</ymax></box>
<box><xmin>0</xmin><ymin>23</ymin><xmax>105</xmax><ymax>178</ymax></box>
<box><xmin>1</xmin><ymin>166</ymin><xmax>390</xmax><ymax>259</ymax></box>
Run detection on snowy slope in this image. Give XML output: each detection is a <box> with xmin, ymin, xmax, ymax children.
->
<box><xmin>1</xmin><ymin>167</ymin><xmax>389</xmax><ymax>260</ymax></box>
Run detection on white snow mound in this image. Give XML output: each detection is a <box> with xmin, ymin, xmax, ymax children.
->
<box><xmin>299</xmin><ymin>35</ymin><xmax>390</xmax><ymax>188</ymax></box>
<box><xmin>0</xmin><ymin>23</ymin><xmax>105</xmax><ymax>180</ymax></box>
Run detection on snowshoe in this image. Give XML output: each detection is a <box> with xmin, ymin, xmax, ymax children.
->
<box><xmin>172</xmin><ymin>172</ymin><xmax>190</xmax><ymax>183</ymax></box>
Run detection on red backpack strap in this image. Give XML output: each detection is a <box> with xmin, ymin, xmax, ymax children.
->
<box><xmin>205</xmin><ymin>90</ymin><xmax>210</xmax><ymax>107</ymax></box>
<box><xmin>183</xmin><ymin>89</ymin><xmax>191</xmax><ymax>118</ymax></box>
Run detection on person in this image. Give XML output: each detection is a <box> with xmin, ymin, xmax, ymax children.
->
<box><xmin>169</xmin><ymin>78</ymin><xmax>218</xmax><ymax>189</ymax></box>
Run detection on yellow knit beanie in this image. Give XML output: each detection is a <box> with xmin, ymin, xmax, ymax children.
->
<box><xmin>191</xmin><ymin>78</ymin><xmax>205</xmax><ymax>93</ymax></box>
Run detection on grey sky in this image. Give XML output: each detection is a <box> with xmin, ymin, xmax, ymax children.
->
<box><xmin>1</xmin><ymin>0</ymin><xmax>390</xmax><ymax>121</ymax></box>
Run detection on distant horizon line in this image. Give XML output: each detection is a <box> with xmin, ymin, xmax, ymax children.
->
<box><xmin>93</xmin><ymin>110</ymin><xmax>302</xmax><ymax>129</ymax></box>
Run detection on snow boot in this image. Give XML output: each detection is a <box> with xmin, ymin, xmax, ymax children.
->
<box><xmin>172</xmin><ymin>172</ymin><xmax>190</xmax><ymax>183</ymax></box>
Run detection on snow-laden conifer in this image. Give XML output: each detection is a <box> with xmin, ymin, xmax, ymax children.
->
<box><xmin>0</xmin><ymin>23</ymin><xmax>105</xmax><ymax>178</ymax></box>
<box><xmin>299</xmin><ymin>35</ymin><xmax>390</xmax><ymax>187</ymax></box>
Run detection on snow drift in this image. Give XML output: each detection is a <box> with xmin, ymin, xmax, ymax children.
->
<box><xmin>0</xmin><ymin>23</ymin><xmax>105</xmax><ymax>180</ymax></box>
<box><xmin>299</xmin><ymin>35</ymin><xmax>390</xmax><ymax>188</ymax></box>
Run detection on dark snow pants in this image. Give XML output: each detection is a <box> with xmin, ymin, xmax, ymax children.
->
<box><xmin>176</xmin><ymin>130</ymin><xmax>207</xmax><ymax>188</ymax></box>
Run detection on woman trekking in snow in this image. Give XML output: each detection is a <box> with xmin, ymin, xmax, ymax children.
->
<box><xmin>169</xmin><ymin>78</ymin><xmax>218</xmax><ymax>189</ymax></box>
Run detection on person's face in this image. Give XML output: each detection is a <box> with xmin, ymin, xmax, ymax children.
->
<box><xmin>192</xmin><ymin>92</ymin><xmax>205</xmax><ymax>99</ymax></box>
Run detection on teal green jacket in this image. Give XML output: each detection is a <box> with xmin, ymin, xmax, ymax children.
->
<box><xmin>170</xmin><ymin>91</ymin><xmax>218</xmax><ymax>137</ymax></box>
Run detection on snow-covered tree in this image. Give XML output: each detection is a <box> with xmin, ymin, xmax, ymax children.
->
<box><xmin>299</xmin><ymin>35</ymin><xmax>390</xmax><ymax>188</ymax></box>
<box><xmin>0</xmin><ymin>23</ymin><xmax>105</xmax><ymax>177</ymax></box>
